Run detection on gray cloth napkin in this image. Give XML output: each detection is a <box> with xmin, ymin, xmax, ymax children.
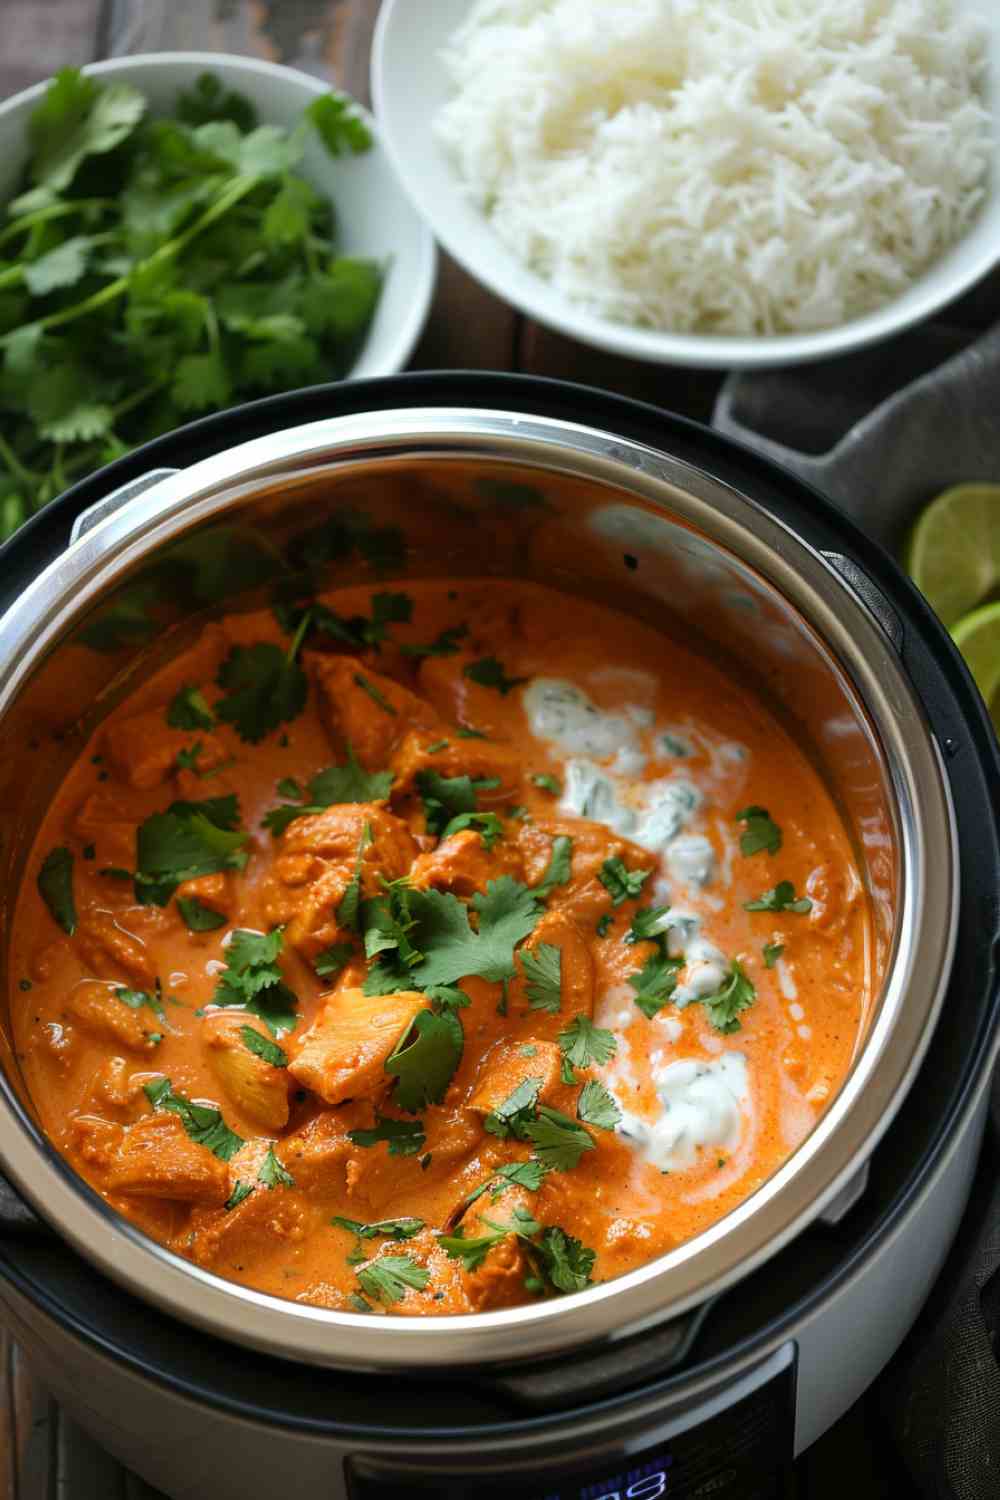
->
<box><xmin>713</xmin><ymin>319</ymin><xmax>1000</xmax><ymax>1500</ymax></box>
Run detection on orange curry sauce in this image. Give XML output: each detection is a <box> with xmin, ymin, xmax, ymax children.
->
<box><xmin>11</xmin><ymin>580</ymin><xmax>870</xmax><ymax>1315</ymax></box>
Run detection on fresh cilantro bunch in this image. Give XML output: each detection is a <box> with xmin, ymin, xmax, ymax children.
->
<box><xmin>0</xmin><ymin>68</ymin><xmax>380</xmax><ymax>539</ymax></box>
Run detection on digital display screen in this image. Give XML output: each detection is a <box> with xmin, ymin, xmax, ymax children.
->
<box><xmin>347</xmin><ymin>1352</ymin><xmax>795</xmax><ymax>1500</ymax></box>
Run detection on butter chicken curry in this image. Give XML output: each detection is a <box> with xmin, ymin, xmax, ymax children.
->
<box><xmin>11</xmin><ymin>580</ymin><xmax>871</xmax><ymax>1315</ymax></box>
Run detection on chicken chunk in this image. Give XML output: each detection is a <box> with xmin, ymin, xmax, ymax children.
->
<box><xmin>80</xmin><ymin>1057</ymin><xmax>150</xmax><ymax>1122</ymax></box>
<box><xmin>462</xmin><ymin>1186</ymin><xmax>534</xmax><ymax>1312</ymax></box>
<box><xmin>389</xmin><ymin>729</ymin><xmax>525</xmax><ymax>801</ymax></box>
<box><xmin>468</xmin><ymin>1038</ymin><xmax>563</xmax><ymax>1115</ymax></box>
<box><xmin>311</xmin><ymin>655</ymin><xmax>439</xmax><ymax>769</ymax></box>
<box><xmin>106</xmin><ymin>1114</ymin><xmax>231</xmax><ymax>1205</ymax></box>
<box><xmin>281</xmin><ymin>803</ymin><xmax>416</xmax><ymax>872</ymax></box>
<box><xmin>75</xmin><ymin>908</ymin><xmax>158</xmax><ymax>988</ymax></box>
<box><xmin>65</xmin><ymin>980</ymin><xmax>161</xmax><ymax>1053</ymax></box>
<box><xmin>202</xmin><ymin>1012</ymin><xmax>291</xmax><ymax>1131</ymax></box>
<box><xmin>174</xmin><ymin>872</ymin><xmax>232</xmax><ymax>924</ymax></box>
<box><xmin>71</xmin><ymin>791</ymin><xmax>137</xmax><ymax>871</ymax></box>
<box><xmin>103</xmin><ymin>710</ymin><xmax>228</xmax><ymax>791</ymax></box>
<box><xmin>409</xmin><ymin>828</ymin><xmax>524</xmax><ymax>897</ymax></box>
<box><xmin>288</xmin><ymin>988</ymin><xmax>426</xmax><ymax>1106</ymax></box>
<box><xmin>278</xmin><ymin>1108</ymin><xmax>356</xmax><ymax>1192</ymax></box>
<box><xmin>519</xmin><ymin>816</ymin><xmax>656</xmax><ymax>922</ymax></box>
<box><xmin>184</xmin><ymin>1171</ymin><xmax>313</xmax><ymax>1272</ymax></box>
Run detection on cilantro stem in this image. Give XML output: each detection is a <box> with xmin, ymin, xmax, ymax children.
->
<box><xmin>286</xmin><ymin>607</ymin><xmax>313</xmax><ymax>664</ymax></box>
<box><xmin>0</xmin><ymin>433</ymin><xmax>41</xmax><ymax>486</ymax></box>
<box><xmin>0</xmin><ymin>174</ymin><xmax>260</xmax><ymax>349</ymax></box>
<box><xmin>0</xmin><ymin>199</ymin><xmax>113</xmax><ymax>251</ymax></box>
<box><xmin>113</xmin><ymin>378</ymin><xmax>166</xmax><ymax>421</ymax></box>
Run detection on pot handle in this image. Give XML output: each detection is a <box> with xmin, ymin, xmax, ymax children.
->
<box><xmin>69</xmin><ymin>467</ymin><xmax>180</xmax><ymax>545</ymax></box>
<box><xmin>821</xmin><ymin>550</ymin><xmax>904</xmax><ymax>654</ymax></box>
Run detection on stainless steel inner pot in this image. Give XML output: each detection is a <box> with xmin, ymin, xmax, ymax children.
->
<box><xmin>0</xmin><ymin>408</ymin><xmax>957</xmax><ymax>1371</ymax></box>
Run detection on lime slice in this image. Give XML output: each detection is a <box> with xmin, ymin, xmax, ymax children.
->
<box><xmin>905</xmin><ymin>484</ymin><xmax>1000</xmax><ymax>628</ymax></box>
<box><xmin>952</xmin><ymin>601</ymin><xmax>1000</xmax><ymax>731</ymax></box>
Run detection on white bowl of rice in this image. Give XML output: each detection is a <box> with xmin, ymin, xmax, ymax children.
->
<box><xmin>372</xmin><ymin>0</ymin><xmax>999</xmax><ymax>369</ymax></box>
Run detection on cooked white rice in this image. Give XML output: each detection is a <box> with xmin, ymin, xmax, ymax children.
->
<box><xmin>434</xmin><ymin>0</ymin><xmax>992</xmax><ymax>335</ymax></box>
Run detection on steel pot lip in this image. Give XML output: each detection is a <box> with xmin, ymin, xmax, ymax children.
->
<box><xmin>0</xmin><ymin>403</ymin><xmax>959</xmax><ymax>1370</ymax></box>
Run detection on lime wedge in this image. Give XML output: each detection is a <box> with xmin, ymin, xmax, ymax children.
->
<box><xmin>952</xmin><ymin>602</ymin><xmax>1000</xmax><ymax>731</ymax></box>
<box><xmin>905</xmin><ymin>484</ymin><xmax>1000</xmax><ymax>628</ymax></box>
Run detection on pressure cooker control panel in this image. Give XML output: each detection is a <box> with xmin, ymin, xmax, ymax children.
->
<box><xmin>347</xmin><ymin>1346</ymin><xmax>795</xmax><ymax>1500</ymax></box>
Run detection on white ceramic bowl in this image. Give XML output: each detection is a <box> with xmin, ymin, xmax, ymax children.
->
<box><xmin>372</xmin><ymin>0</ymin><xmax>1000</xmax><ymax>371</ymax></box>
<box><xmin>0</xmin><ymin>52</ymin><xmax>437</xmax><ymax>380</ymax></box>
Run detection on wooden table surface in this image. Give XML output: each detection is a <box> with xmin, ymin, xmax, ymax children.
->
<box><xmin>0</xmin><ymin>3</ymin><xmax>977</xmax><ymax>1495</ymax></box>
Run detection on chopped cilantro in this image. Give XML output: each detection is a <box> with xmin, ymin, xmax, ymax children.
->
<box><xmin>416</xmin><ymin>769</ymin><xmax>501</xmax><ymax>839</ymax></box>
<box><xmin>213</xmin><ymin>927</ymin><xmax>299</xmax><ymax>1037</ymax></box>
<box><xmin>115</xmin><ymin>986</ymin><xmax>166</xmax><ymax>1023</ymax></box>
<box><xmin>532</xmin><ymin>774</ymin><xmax>561</xmax><ymax>795</ymax></box>
<box><xmin>465</xmin><ymin>1159</ymin><xmax>548</xmax><ymax>1207</ymax></box>
<box><xmin>455</xmin><ymin>726</ymin><xmax>488</xmax><ymax>740</ymax></box>
<box><xmin>215</xmin><ymin>621</ymin><xmax>309</xmax><ymax>743</ymax></box>
<box><xmin>353</xmin><ymin>673</ymin><xmax>396</xmax><ymax>715</ymax></box>
<box><xmin>337</xmin><ymin>822</ymin><xmax>372</xmax><ymax>934</ymax></box>
<box><xmin>735</xmin><ymin>806</ymin><xmax>782</xmax><ymax>857</ymax></box>
<box><xmin>524</xmin><ymin>1106</ymin><xmax>595</xmax><ymax>1172</ymax></box>
<box><xmin>262</xmin><ymin>749</ymin><xmax>393</xmax><ymax>835</ymax></box>
<box><xmin>763</xmin><ymin>941</ymin><xmax>784</xmax><ymax>969</ymax></box>
<box><xmin>483</xmin><ymin>1076</ymin><xmax>544</xmax><ymax>1140</ymax></box>
<box><xmin>400</xmin><ymin>623</ymin><xmax>469</xmax><ymax>658</ymax></box>
<box><xmin>241</xmin><ymin>1025</ymin><xmax>288</xmax><ymax>1068</ymax></box>
<box><xmin>559</xmin><ymin>1014</ymin><xmax>617</xmax><ymax>1070</ymax></box>
<box><xmin>257</xmin><ymin>1145</ymin><xmax>294</xmax><ymax>1189</ymax></box>
<box><xmin>177</xmin><ymin>895</ymin><xmax>226</xmax><ymax>931</ymax></box>
<box><xmin>167</xmin><ymin>685</ymin><xmax>214</xmax><ymax>731</ymax></box>
<box><xmin>595</xmin><ymin>913</ymin><xmax>612</xmax><ymax>938</ymax></box>
<box><xmin>225</xmin><ymin>1181</ymin><xmax>253</xmax><ymax>1211</ymax></box>
<box><xmin>520</xmin><ymin>942</ymin><xmax>562</xmax><ymax>1013</ymax></box>
<box><xmin>627</xmin><ymin>905</ymin><xmax>670</xmax><ymax>943</ymax></box>
<box><xmin>442</xmin><ymin>810</ymin><xmax>505</xmax><ymax>850</ymax></box>
<box><xmin>426</xmin><ymin>740</ymin><xmax>449</xmax><ymax>754</ymax></box>
<box><xmin>463</xmin><ymin>656</ymin><xmax>528</xmax><ymax>696</ymax></box>
<box><xmin>599</xmin><ymin>857</ymin><xmax>651</xmax><ymax>907</ymax></box>
<box><xmin>577</xmin><ymin>1080</ymin><xmax>621</xmax><ymax>1131</ymax></box>
<box><xmin>532</xmin><ymin>835</ymin><xmax>573</xmax><ymax>900</ymax></box>
<box><xmin>175</xmin><ymin>743</ymin><xmax>204</xmax><ymax>773</ymax></box>
<box><xmin>134</xmin><ymin>797</ymin><xmax>248</xmax><ymax>906</ymax></box>
<box><xmin>744</xmin><ymin>881</ymin><xmax>812</xmax><ymax>914</ymax></box>
<box><xmin>143</xmin><ymin>1077</ymin><xmax>243</xmax><ymax>1161</ymax></box>
<box><xmin>701</xmin><ymin>961</ymin><xmax>756</xmax><ymax>1033</ymax></box>
<box><xmin>38</xmin><ymin>846</ymin><xmax>76</xmax><ymax>934</ymax></box>
<box><xmin>408</xmin><ymin>878</ymin><xmax>540</xmax><ymax>989</ymax></box>
<box><xmin>628</xmin><ymin>951</ymin><xmax>683</xmax><ymax>1019</ymax></box>
<box><xmin>440</xmin><ymin>1212</ymin><xmax>594</xmax><ymax>1295</ymax></box>
<box><xmin>535</xmin><ymin>1225</ymin><xmax>596</xmax><ymax>1293</ymax></box>
<box><xmin>439</xmin><ymin>1208</ymin><xmax>541</xmax><ymax>1272</ymax></box>
<box><xmin>356</xmin><ymin>1254</ymin><xmax>430</xmax><ymax>1305</ymax></box>
<box><xmin>331</xmin><ymin>1215</ymin><xmax>424</xmax><ymax>1241</ymax></box>
<box><xmin>314</xmin><ymin>942</ymin><xmax>354</xmax><ymax>980</ymax></box>
<box><xmin>349</xmin><ymin>1114</ymin><xmax>425</xmax><ymax>1156</ymax></box>
<box><xmin>362</xmin><ymin>882</ymin><xmax>423</xmax><ymax>969</ymax></box>
<box><xmin>386</xmin><ymin>1008</ymin><xmax>464</xmax><ymax>1113</ymax></box>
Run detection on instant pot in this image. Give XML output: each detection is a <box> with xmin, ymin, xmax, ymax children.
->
<box><xmin>0</xmin><ymin>374</ymin><xmax>996</xmax><ymax>1500</ymax></box>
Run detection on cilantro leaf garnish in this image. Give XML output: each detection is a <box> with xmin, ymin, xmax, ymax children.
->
<box><xmin>305</xmin><ymin>92</ymin><xmax>373</xmax><ymax>157</ymax></box>
<box><xmin>440</xmin><ymin>1212</ymin><xmax>594</xmax><ymax>1294</ymax></box>
<box><xmin>362</xmin><ymin>881</ymin><xmax>423</xmax><ymax>968</ymax></box>
<box><xmin>278</xmin><ymin>592</ymin><xmax>412</xmax><ymax>654</ymax></box>
<box><xmin>177</xmin><ymin>895</ymin><xmax>227</xmax><ymax>931</ymax></box>
<box><xmin>134</xmin><ymin>798</ymin><xmax>248</xmax><ymax>906</ymax></box>
<box><xmin>628</xmin><ymin>951</ymin><xmax>683</xmax><ymax>1019</ymax></box>
<box><xmin>463</xmin><ymin>656</ymin><xmax>528</xmax><ymax>696</ymax></box>
<box><xmin>532</xmin><ymin>835</ymin><xmax>573</xmax><ymax>900</ymax></box>
<box><xmin>483</xmin><ymin>1076</ymin><xmax>544</xmax><ymax>1140</ymax></box>
<box><xmin>143</xmin><ymin>1077</ymin><xmax>243</xmax><ymax>1161</ymax></box>
<box><xmin>577</xmin><ymin>1080</ymin><xmax>621</xmax><ymax>1132</ymax></box>
<box><xmin>116</xmin><ymin>986</ymin><xmax>166</xmax><ymax>1023</ymax></box>
<box><xmin>215</xmin><ymin>633</ymin><xmax>308</xmax><ymax>744</ymax></box>
<box><xmin>38</xmin><ymin>846</ymin><xmax>76</xmax><ymax>934</ymax></box>
<box><xmin>524</xmin><ymin>1106</ymin><xmax>595</xmax><ymax>1172</ymax></box>
<box><xmin>456</xmin><ymin>726</ymin><xmax>488</xmax><ymax>740</ymax></box>
<box><xmin>213</xmin><ymin>927</ymin><xmax>299</xmax><ymax>1037</ymax></box>
<box><xmin>262</xmin><ymin>749</ymin><xmax>394</xmax><ymax>835</ymax></box>
<box><xmin>701</xmin><ymin>961</ymin><xmax>756</xmax><ymax>1033</ymax></box>
<box><xmin>400</xmin><ymin>623</ymin><xmax>469</xmax><ymax>658</ymax></box>
<box><xmin>520</xmin><ymin>942</ymin><xmax>562</xmax><ymax>1013</ymax></box>
<box><xmin>241</xmin><ymin>1025</ymin><xmax>287</xmax><ymax>1068</ymax></box>
<box><xmin>599</xmin><ymin>857</ymin><xmax>651</xmax><ymax>907</ymax></box>
<box><xmin>441</xmin><ymin>811</ymin><xmax>505</xmax><ymax>851</ymax></box>
<box><xmin>386</xmin><ymin>1008</ymin><xmax>464</xmax><ymax>1113</ymax></box>
<box><xmin>348</xmin><ymin>1114</ymin><xmax>425</xmax><ymax>1156</ymax></box>
<box><xmin>256</xmin><ymin>1146</ymin><xmax>294</xmax><ymax>1190</ymax></box>
<box><xmin>627</xmin><ymin>905</ymin><xmax>670</xmax><ymax>943</ymax></box>
<box><xmin>763</xmin><ymin>941</ymin><xmax>784</xmax><ymax>968</ymax></box>
<box><xmin>331</xmin><ymin>1215</ymin><xmax>424</xmax><ymax>1241</ymax></box>
<box><xmin>743</xmin><ymin>881</ymin><xmax>812</xmax><ymax>914</ymax></box>
<box><xmin>465</xmin><ymin>1159</ymin><xmax>549</xmax><ymax>1207</ymax></box>
<box><xmin>408</xmin><ymin>878</ymin><xmax>540</xmax><ymax>988</ymax></box>
<box><xmin>314</xmin><ymin>942</ymin><xmax>354</xmax><ymax>980</ymax></box>
<box><xmin>559</xmin><ymin>1014</ymin><xmax>617</xmax><ymax>1070</ymax></box>
<box><xmin>735</xmin><ymin>806</ymin><xmax>782</xmax><ymax>857</ymax></box>
<box><xmin>416</xmin><ymin>769</ymin><xmax>501</xmax><ymax>839</ymax></box>
<box><xmin>532</xmin><ymin>774</ymin><xmax>561</xmax><ymax>795</ymax></box>
<box><xmin>354</xmin><ymin>673</ymin><xmax>396</xmax><ymax>715</ymax></box>
<box><xmin>167</xmin><ymin>684</ymin><xmax>215</xmax><ymax>731</ymax></box>
<box><xmin>225</xmin><ymin>1181</ymin><xmax>253</xmax><ymax>1211</ymax></box>
<box><xmin>595</xmin><ymin>913</ymin><xmax>613</xmax><ymax>938</ymax></box>
<box><xmin>534</xmin><ymin>1225</ymin><xmax>596</xmax><ymax>1294</ymax></box>
<box><xmin>356</xmin><ymin>1253</ymin><xmax>429</xmax><ymax>1305</ymax></box>
<box><xmin>337</xmin><ymin>822</ymin><xmax>372</xmax><ymax>934</ymax></box>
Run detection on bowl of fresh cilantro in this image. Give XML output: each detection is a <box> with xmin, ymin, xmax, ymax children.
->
<box><xmin>0</xmin><ymin>52</ymin><xmax>437</xmax><ymax>539</ymax></box>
